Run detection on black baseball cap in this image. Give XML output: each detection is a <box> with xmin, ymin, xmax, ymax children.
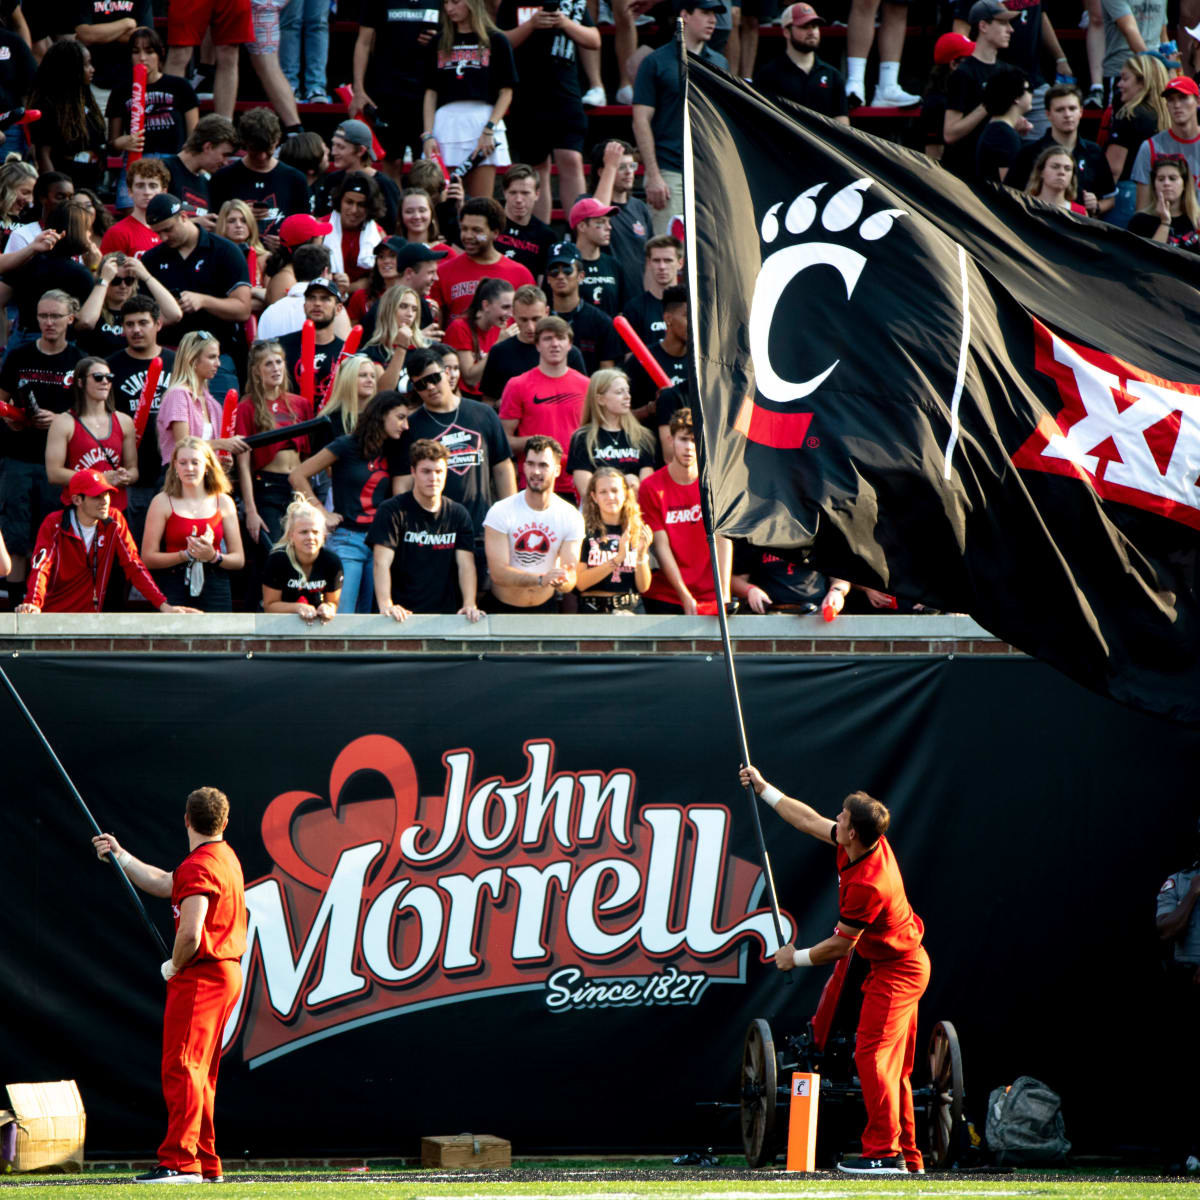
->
<box><xmin>305</xmin><ymin>278</ymin><xmax>343</xmax><ymax>300</ymax></box>
<box><xmin>678</xmin><ymin>0</ymin><xmax>727</xmax><ymax>12</ymax></box>
<box><xmin>146</xmin><ymin>194</ymin><xmax>184</xmax><ymax>226</ymax></box>
<box><xmin>395</xmin><ymin>242</ymin><xmax>448</xmax><ymax>271</ymax></box>
<box><xmin>547</xmin><ymin>241</ymin><xmax>582</xmax><ymax>268</ymax></box>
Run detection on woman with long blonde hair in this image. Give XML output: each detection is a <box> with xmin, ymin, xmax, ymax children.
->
<box><xmin>1106</xmin><ymin>55</ymin><xmax>1171</xmax><ymax>227</ymax></box>
<box><xmin>364</xmin><ymin>285</ymin><xmax>429</xmax><ymax>391</ymax></box>
<box><xmin>575</xmin><ymin>467</ymin><xmax>651</xmax><ymax>613</ymax></box>
<box><xmin>262</xmin><ymin>494</ymin><xmax>343</xmax><ymax>620</ymax></box>
<box><xmin>235</xmin><ymin>340</ymin><xmax>315</xmax><ymax>553</ymax></box>
<box><xmin>567</xmin><ymin>368</ymin><xmax>656</xmax><ymax>498</ymax></box>
<box><xmin>141</xmin><ymin>436</ymin><xmax>245</xmax><ymax>610</ymax></box>
<box><xmin>216</xmin><ymin>199</ymin><xmax>268</xmax><ymax>291</ymax></box>
<box><xmin>155</xmin><ymin>331</ymin><xmax>249</xmax><ymax>466</ymax></box>
<box><xmin>422</xmin><ymin>0</ymin><xmax>516</xmax><ymax>197</ymax></box>
<box><xmin>319</xmin><ymin>353</ymin><xmax>378</xmax><ymax>441</ymax></box>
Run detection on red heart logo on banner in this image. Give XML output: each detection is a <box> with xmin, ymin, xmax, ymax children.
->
<box><xmin>260</xmin><ymin>735</ymin><xmax>420</xmax><ymax>895</ymax></box>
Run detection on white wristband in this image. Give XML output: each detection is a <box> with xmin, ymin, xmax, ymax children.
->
<box><xmin>760</xmin><ymin>784</ymin><xmax>783</xmax><ymax>809</ymax></box>
<box><xmin>115</xmin><ymin>850</ymin><xmax>131</xmax><ymax>868</ymax></box>
<box><xmin>792</xmin><ymin>946</ymin><xmax>813</xmax><ymax>967</ymax></box>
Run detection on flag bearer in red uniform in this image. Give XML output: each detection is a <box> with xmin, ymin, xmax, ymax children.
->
<box><xmin>92</xmin><ymin>787</ymin><xmax>247</xmax><ymax>1185</ymax></box>
<box><xmin>739</xmin><ymin>764</ymin><xmax>929</xmax><ymax>1176</ymax></box>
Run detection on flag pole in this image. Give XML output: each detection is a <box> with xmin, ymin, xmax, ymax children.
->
<box><xmin>677</xmin><ymin>23</ymin><xmax>788</xmax><ymax>958</ymax></box>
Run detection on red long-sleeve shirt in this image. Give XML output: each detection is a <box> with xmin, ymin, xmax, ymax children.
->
<box><xmin>24</xmin><ymin>508</ymin><xmax>167</xmax><ymax>612</ymax></box>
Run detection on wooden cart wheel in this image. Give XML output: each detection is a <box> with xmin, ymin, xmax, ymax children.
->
<box><xmin>741</xmin><ymin>1018</ymin><xmax>779</xmax><ymax>1168</ymax></box>
<box><xmin>926</xmin><ymin>1019</ymin><xmax>965</xmax><ymax>1168</ymax></box>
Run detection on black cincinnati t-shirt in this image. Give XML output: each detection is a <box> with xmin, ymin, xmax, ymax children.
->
<box><xmin>262</xmin><ymin>546</ymin><xmax>345</xmax><ymax>604</ymax></box>
<box><xmin>327</xmin><ymin>433</ymin><xmax>393</xmax><ymax>528</ymax></box>
<box><xmin>580</xmin><ymin>522</ymin><xmax>640</xmax><ymax>597</ymax></box>
<box><xmin>625</xmin><ymin>342</ymin><xmax>688</xmax><ymax>419</ymax></box>
<box><xmin>620</xmin><ymin>291</ymin><xmax>665</xmax><ymax>345</ymax></box>
<box><xmin>367</xmin><ymin>490</ymin><xmax>475</xmax><ymax>611</ymax></box>
<box><xmin>0</xmin><ymin>341</ymin><xmax>82</xmax><ymax>463</ymax></box>
<box><xmin>278</xmin><ymin>331</ymin><xmax>345</xmax><ymax>411</ymax></box>
<box><xmin>732</xmin><ymin>540</ymin><xmax>828</xmax><ymax>609</ymax></box>
<box><xmin>566</xmin><ymin>425</ymin><xmax>656</xmax><ymax>477</ymax></box>
<box><xmin>579</xmin><ymin>251</ymin><xmax>628</xmax><ymax>318</ymax></box>
<box><xmin>108</xmin><ymin>347</ymin><xmax>176</xmax><ymax>486</ymax></box>
<box><xmin>496</xmin><ymin>213</ymin><xmax>556</xmax><ymax>278</ymax></box>
<box><xmin>208</xmin><ymin>160</ymin><xmax>311</xmax><ymax>239</ymax></box>
<box><xmin>555</xmin><ymin>301</ymin><xmax>623</xmax><ymax>375</ymax></box>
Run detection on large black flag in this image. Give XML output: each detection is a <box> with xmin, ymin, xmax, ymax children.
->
<box><xmin>684</xmin><ymin>55</ymin><xmax>1200</xmax><ymax>723</ymax></box>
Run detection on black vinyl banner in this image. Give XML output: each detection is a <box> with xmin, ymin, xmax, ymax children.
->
<box><xmin>684</xmin><ymin>57</ymin><xmax>1200</xmax><ymax>723</ymax></box>
<box><xmin>3</xmin><ymin>654</ymin><xmax>1197</xmax><ymax>1157</ymax></box>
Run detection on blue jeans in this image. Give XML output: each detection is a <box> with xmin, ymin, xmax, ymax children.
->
<box><xmin>327</xmin><ymin>525</ymin><xmax>373</xmax><ymax>613</ymax></box>
<box><xmin>279</xmin><ymin>0</ymin><xmax>330</xmax><ymax>96</ymax></box>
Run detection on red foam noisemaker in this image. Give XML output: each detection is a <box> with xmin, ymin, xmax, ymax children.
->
<box><xmin>133</xmin><ymin>356</ymin><xmax>162</xmax><ymax>447</ymax></box>
<box><xmin>614</xmin><ymin>315</ymin><xmax>672</xmax><ymax>390</ymax></box>
<box><xmin>299</xmin><ymin>319</ymin><xmax>316</xmax><ymax>404</ymax></box>
<box><xmin>128</xmin><ymin>63</ymin><xmax>147</xmax><ymax>164</ymax></box>
<box><xmin>220</xmin><ymin>388</ymin><xmax>238</xmax><ymax>439</ymax></box>
<box><xmin>327</xmin><ymin>324</ymin><xmax>363</xmax><ymax>395</ymax></box>
<box><xmin>0</xmin><ymin>398</ymin><xmax>26</xmax><ymax>426</ymax></box>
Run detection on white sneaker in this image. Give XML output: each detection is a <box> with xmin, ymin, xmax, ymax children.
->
<box><xmin>615</xmin><ymin>84</ymin><xmax>634</xmax><ymax>105</ymax></box>
<box><xmin>871</xmin><ymin>83</ymin><xmax>921</xmax><ymax>107</ymax></box>
<box><xmin>581</xmin><ymin>85</ymin><xmax>607</xmax><ymax>107</ymax></box>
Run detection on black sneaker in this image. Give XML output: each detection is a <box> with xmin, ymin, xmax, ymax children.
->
<box><xmin>1083</xmin><ymin>84</ymin><xmax>1104</xmax><ymax>108</ymax></box>
<box><xmin>837</xmin><ymin>1154</ymin><xmax>907</xmax><ymax>1174</ymax></box>
<box><xmin>134</xmin><ymin>1165</ymin><xmax>202</xmax><ymax>1183</ymax></box>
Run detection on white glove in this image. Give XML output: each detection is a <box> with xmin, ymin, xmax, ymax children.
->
<box><xmin>161</xmin><ymin>960</ymin><xmax>178</xmax><ymax>982</ymax></box>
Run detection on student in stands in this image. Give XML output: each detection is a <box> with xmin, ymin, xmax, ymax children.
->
<box><xmin>235</xmin><ymin>339</ymin><xmax>316</xmax><ymax>557</ymax></box>
<box><xmin>1024</xmin><ymin>145</ymin><xmax>1088</xmax><ymax>213</ymax></box>
<box><xmin>160</xmin><ymin>115</ymin><xmax>240</xmax><ymax>229</ymax></box>
<box><xmin>288</xmin><ymin>389</ymin><xmax>416</xmax><ymax>612</ymax></box>
<box><xmin>44</xmin><ymin>358</ymin><xmax>138</xmax><ymax>512</ymax></box>
<box><xmin>262</xmin><ymin>496</ymin><xmax>343</xmax><ymax>621</ymax></box>
<box><xmin>102</xmin><ymin>159</ymin><xmax>172</xmax><ymax>258</ymax></box>
<box><xmin>480</xmin><ymin>284</ymin><xmax>587</xmax><ymax>406</ymax></box>
<box><xmin>364</xmin><ymin>286</ymin><xmax>429</xmax><ymax>391</ymax></box>
<box><xmin>639</xmin><ymin>407</ymin><xmax>731</xmax><ymax>614</ymax></box>
<box><xmin>1128</xmin><ymin>153</ymin><xmax>1200</xmax><ymax>249</ymax></box>
<box><xmin>318</xmin><ymin>354</ymin><xmax>377</xmax><ymax>445</ymax></box>
<box><xmin>567</xmin><ymin>368</ymin><xmax>656</xmax><ymax>498</ymax></box>
<box><xmin>620</xmin><ymin>235</ymin><xmax>682</xmax><ymax>345</ymax></box>
<box><xmin>141</xmin><ymin>437</ymin><xmax>246</xmax><ymax>612</ymax></box>
<box><xmin>370</xmin><ymin>438</ymin><xmax>482</xmax><ymax>620</ymax></box>
<box><xmin>444</xmin><ymin>277</ymin><xmax>516</xmax><ymax>400</ymax></box>
<box><xmin>1105</xmin><ymin>54</ymin><xmax>1170</xmax><ymax>227</ymax></box>
<box><xmin>421</xmin><ymin>0</ymin><xmax>518</xmax><ymax>199</ymax></box>
<box><xmin>432</xmin><ymin>197</ymin><xmax>534</xmax><ymax>320</ymax></box>
<box><xmin>574</xmin><ymin>466</ymin><xmax>651</xmax><ymax>613</ymax></box>
<box><xmin>590</xmin><ymin>140</ymin><xmax>655</xmax><ymax>292</ymax></box>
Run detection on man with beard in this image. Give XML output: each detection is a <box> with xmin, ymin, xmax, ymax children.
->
<box><xmin>108</xmin><ymin>295</ymin><xmax>176</xmax><ymax>544</ymax></box>
<box><xmin>277</xmin><ymin>280</ymin><xmax>346</xmax><ymax>410</ymax></box>
<box><xmin>752</xmin><ymin>3</ymin><xmax>850</xmax><ymax>122</ymax></box>
<box><xmin>483</xmin><ymin>434</ymin><xmax>583</xmax><ymax>612</ymax></box>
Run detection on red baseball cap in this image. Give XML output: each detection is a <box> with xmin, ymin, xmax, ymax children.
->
<box><xmin>934</xmin><ymin>32</ymin><xmax>976</xmax><ymax>64</ymax></box>
<box><xmin>1164</xmin><ymin>76</ymin><xmax>1200</xmax><ymax>98</ymax></box>
<box><xmin>280</xmin><ymin>213</ymin><xmax>334</xmax><ymax>247</ymax></box>
<box><xmin>62</xmin><ymin>468</ymin><xmax>117</xmax><ymax>505</ymax></box>
<box><xmin>781</xmin><ymin>3</ymin><xmax>822</xmax><ymax>25</ymax></box>
<box><xmin>569</xmin><ymin>197</ymin><xmax>617</xmax><ymax>229</ymax></box>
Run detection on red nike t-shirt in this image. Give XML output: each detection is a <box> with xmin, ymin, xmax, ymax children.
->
<box><xmin>836</xmin><ymin>836</ymin><xmax>924</xmax><ymax>961</ymax></box>
<box><xmin>172</xmin><ymin>840</ymin><xmax>247</xmax><ymax>963</ymax></box>
<box><xmin>498</xmin><ymin>365</ymin><xmax>588</xmax><ymax>496</ymax></box>
<box><xmin>638</xmin><ymin>465</ymin><xmax>714</xmax><ymax>606</ymax></box>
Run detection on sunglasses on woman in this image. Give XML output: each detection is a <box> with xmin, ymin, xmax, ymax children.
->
<box><xmin>90</xmin><ymin>373</ymin><xmax>114</xmax><ymax>383</ymax></box>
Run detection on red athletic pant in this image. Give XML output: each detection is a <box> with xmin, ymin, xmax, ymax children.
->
<box><xmin>854</xmin><ymin>946</ymin><xmax>930</xmax><ymax>1167</ymax></box>
<box><xmin>158</xmin><ymin>959</ymin><xmax>243</xmax><ymax>1176</ymax></box>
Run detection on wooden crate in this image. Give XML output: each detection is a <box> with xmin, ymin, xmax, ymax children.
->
<box><xmin>420</xmin><ymin>1133</ymin><xmax>511</xmax><ymax>1170</ymax></box>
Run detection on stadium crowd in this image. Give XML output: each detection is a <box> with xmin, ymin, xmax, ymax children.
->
<box><xmin>0</xmin><ymin>0</ymin><xmax>1190</xmax><ymax>618</ymax></box>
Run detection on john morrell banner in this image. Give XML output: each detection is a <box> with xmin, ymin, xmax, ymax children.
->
<box><xmin>4</xmin><ymin>653</ymin><xmax>1196</xmax><ymax>1156</ymax></box>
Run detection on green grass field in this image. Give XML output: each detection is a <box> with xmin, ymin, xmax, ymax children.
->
<box><xmin>0</xmin><ymin>1169</ymin><xmax>1193</xmax><ymax>1199</ymax></box>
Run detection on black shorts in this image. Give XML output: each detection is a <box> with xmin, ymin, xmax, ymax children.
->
<box><xmin>511</xmin><ymin>99</ymin><xmax>587</xmax><ymax>164</ymax></box>
<box><xmin>0</xmin><ymin>460</ymin><xmax>58</xmax><ymax>559</ymax></box>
